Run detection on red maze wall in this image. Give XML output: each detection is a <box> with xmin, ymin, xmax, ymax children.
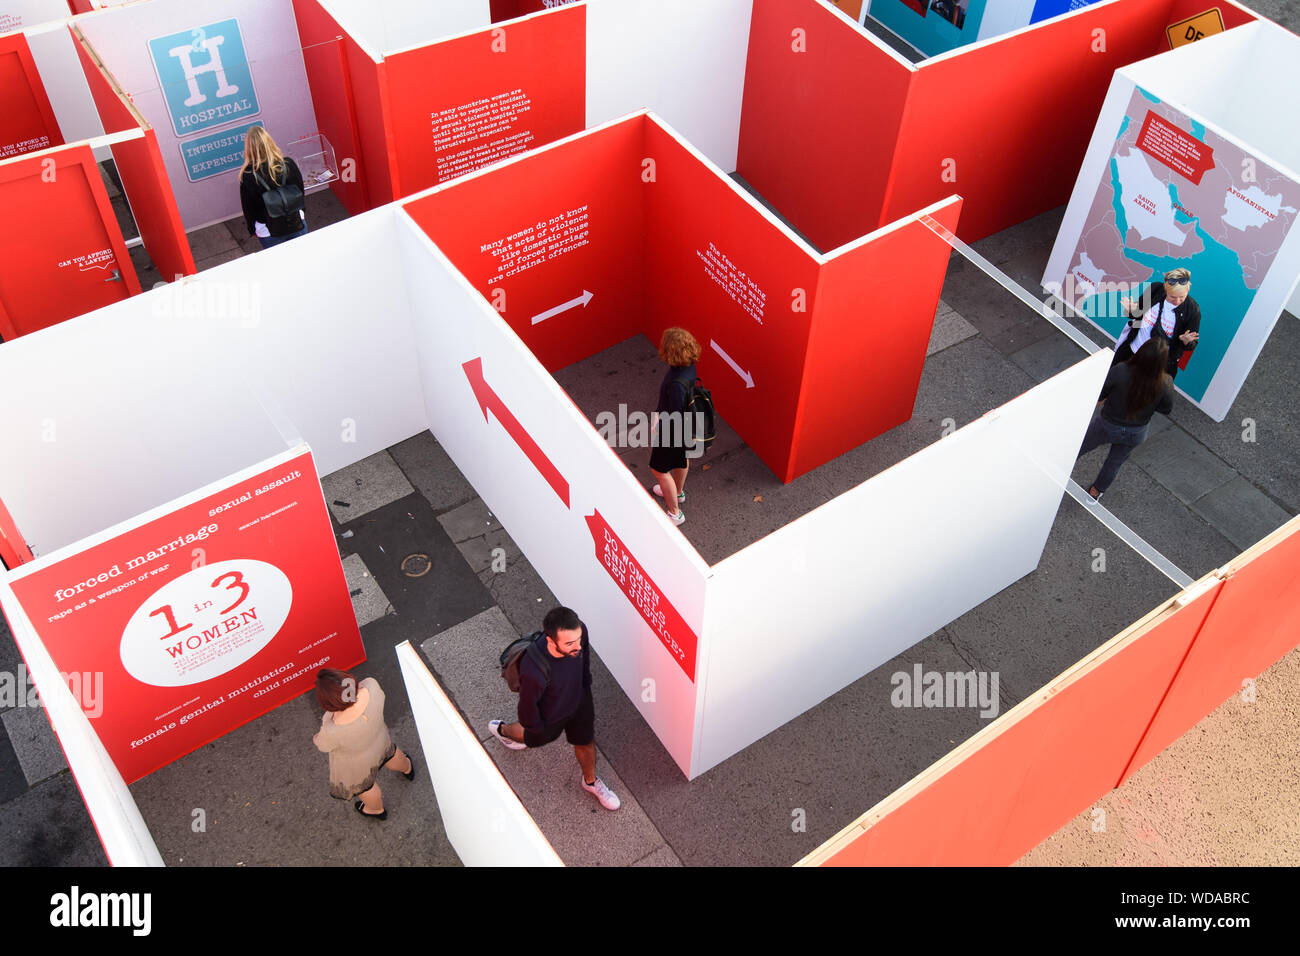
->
<box><xmin>814</xmin><ymin>516</ymin><xmax>1300</xmax><ymax>865</ymax></box>
<box><xmin>382</xmin><ymin>5</ymin><xmax>586</xmax><ymax>201</ymax></box>
<box><xmin>881</xmin><ymin>0</ymin><xmax>1219</xmax><ymax>240</ymax></box>
<box><xmin>0</xmin><ymin>145</ymin><xmax>142</xmax><ymax>338</ymax></box>
<box><xmin>405</xmin><ymin>114</ymin><xmax>960</xmax><ymax>483</ymax></box>
<box><xmin>737</xmin><ymin>0</ymin><xmax>909</xmax><ymax>253</ymax></box>
<box><xmin>644</xmin><ymin>118</ymin><xmax>820</xmax><ymax>482</ymax></box>
<box><xmin>402</xmin><ymin>116</ymin><xmax>646</xmax><ymax>373</ymax></box>
<box><xmin>73</xmin><ymin>30</ymin><xmax>194</xmax><ymax>282</ymax></box>
<box><xmin>1124</xmin><ymin>519</ymin><xmax>1300</xmax><ymax>781</ymax></box>
<box><xmin>0</xmin><ymin>33</ymin><xmax>64</xmax><ymax>159</ymax></box>
<box><xmin>738</xmin><ymin>0</ymin><xmax>1259</xmax><ymax>246</ymax></box>
<box><xmin>790</xmin><ymin>198</ymin><xmax>960</xmax><ymax>480</ymax></box>
<box><xmin>291</xmin><ymin>0</ymin><xmax>370</xmax><ymax>214</ymax></box>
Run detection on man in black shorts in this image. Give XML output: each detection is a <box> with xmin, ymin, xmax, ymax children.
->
<box><xmin>489</xmin><ymin>606</ymin><xmax>620</xmax><ymax>810</ymax></box>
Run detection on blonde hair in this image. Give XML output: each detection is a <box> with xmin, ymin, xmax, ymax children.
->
<box><xmin>1164</xmin><ymin>267</ymin><xmax>1191</xmax><ymax>297</ymax></box>
<box><xmin>659</xmin><ymin>327</ymin><xmax>701</xmax><ymax>367</ymax></box>
<box><xmin>240</xmin><ymin>126</ymin><xmax>286</xmax><ymax>183</ymax></box>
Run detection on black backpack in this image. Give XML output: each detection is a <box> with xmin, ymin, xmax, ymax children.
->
<box><xmin>675</xmin><ymin>372</ymin><xmax>717</xmax><ymax>451</ymax></box>
<box><xmin>499</xmin><ymin>631</ymin><xmax>550</xmax><ymax>693</ymax></box>
<box><xmin>254</xmin><ymin>166</ymin><xmax>305</xmax><ymax>237</ymax></box>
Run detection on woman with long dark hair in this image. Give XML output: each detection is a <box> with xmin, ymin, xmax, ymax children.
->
<box><xmin>313</xmin><ymin>668</ymin><xmax>414</xmax><ymax>820</ymax></box>
<box><xmin>238</xmin><ymin>126</ymin><xmax>307</xmax><ymax>250</ymax></box>
<box><xmin>1077</xmin><ymin>338</ymin><xmax>1175</xmax><ymax>500</ymax></box>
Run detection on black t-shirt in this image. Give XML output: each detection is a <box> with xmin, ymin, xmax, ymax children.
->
<box><xmin>1099</xmin><ymin>364</ymin><xmax>1174</xmax><ymax>426</ymax></box>
<box><xmin>517</xmin><ymin>623</ymin><xmax>591</xmax><ymax>732</ymax></box>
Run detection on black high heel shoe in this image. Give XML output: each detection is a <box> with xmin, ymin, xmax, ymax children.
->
<box><xmin>354</xmin><ymin>800</ymin><xmax>387</xmax><ymax>821</ymax></box>
<box><xmin>401</xmin><ymin>752</ymin><xmax>415</xmax><ymax>781</ymax></box>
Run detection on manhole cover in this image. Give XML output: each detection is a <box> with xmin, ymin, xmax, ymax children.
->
<box><xmin>401</xmin><ymin>553</ymin><xmax>431</xmax><ymax>578</ymax></box>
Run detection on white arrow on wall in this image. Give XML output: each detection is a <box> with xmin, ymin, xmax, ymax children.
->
<box><xmin>710</xmin><ymin>339</ymin><xmax>755</xmax><ymax>389</ymax></box>
<box><xmin>531</xmin><ymin>289</ymin><xmax>594</xmax><ymax>325</ymax></box>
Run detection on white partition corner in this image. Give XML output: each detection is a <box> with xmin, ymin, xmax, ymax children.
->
<box><xmin>0</xmin><ymin>581</ymin><xmax>163</xmax><ymax>866</ymax></box>
<box><xmin>0</xmin><ymin>204</ymin><xmax>426</xmax><ymax>554</ymax></box>
<box><xmin>0</xmin><ymin>0</ymin><xmax>70</xmax><ymax>31</ymax></box>
<box><xmin>395</xmin><ymin>208</ymin><xmax>709</xmax><ymax>777</ymax></box>
<box><xmin>694</xmin><ymin>349</ymin><xmax>1111</xmax><ymax>775</ymax></box>
<box><xmin>23</xmin><ymin>24</ymin><xmax>106</xmax><ymax>145</ymax></box>
<box><xmin>396</xmin><ymin>642</ymin><xmax>561</xmax><ymax>866</ymax></box>
<box><xmin>585</xmin><ymin>0</ymin><xmax>753</xmax><ymax>172</ymax></box>
<box><xmin>324</xmin><ymin>0</ymin><xmax>491</xmax><ymax>56</ymax></box>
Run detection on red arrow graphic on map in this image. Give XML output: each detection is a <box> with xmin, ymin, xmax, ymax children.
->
<box><xmin>463</xmin><ymin>358</ymin><xmax>570</xmax><ymax>508</ymax></box>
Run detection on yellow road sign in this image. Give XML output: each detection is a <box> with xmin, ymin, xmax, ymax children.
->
<box><xmin>1168</xmin><ymin>8</ymin><xmax>1226</xmax><ymax>49</ymax></box>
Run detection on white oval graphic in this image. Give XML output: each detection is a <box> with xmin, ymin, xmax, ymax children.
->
<box><xmin>120</xmin><ymin>560</ymin><xmax>293</xmax><ymax>688</ymax></box>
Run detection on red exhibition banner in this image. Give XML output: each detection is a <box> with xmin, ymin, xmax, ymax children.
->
<box><xmin>585</xmin><ymin>510</ymin><xmax>698</xmax><ymax>681</ymax></box>
<box><xmin>1136</xmin><ymin>111</ymin><xmax>1215</xmax><ymax>185</ymax></box>
<box><xmin>0</xmin><ymin>33</ymin><xmax>64</xmax><ymax>160</ymax></box>
<box><xmin>403</xmin><ymin>115</ymin><xmax>644</xmax><ymax>372</ymax></box>
<box><xmin>382</xmin><ymin>3</ymin><xmax>585</xmax><ymax>197</ymax></box>
<box><xmin>6</xmin><ymin>447</ymin><xmax>364</xmax><ymax>782</ymax></box>
<box><xmin>0</xmin><ymin>144</ymin><xmax>140</xmax><ymax>338</ymax></box>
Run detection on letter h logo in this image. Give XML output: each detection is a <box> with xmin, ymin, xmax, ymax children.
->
<box><xmin>149</xmin><ymin>18</ymin><xmax>260</xmax><ymax>138</ymax></box>
<box><xmin>169</xmin><ymin>36</ymin><xmax>239</xmax><ymax>108</ymax></box>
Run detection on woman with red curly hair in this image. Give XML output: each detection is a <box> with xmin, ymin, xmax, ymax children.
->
<box><xmin>649</xmin><ymin>327</ymin><xmax>701</xmax><ymax>527</ymax></box>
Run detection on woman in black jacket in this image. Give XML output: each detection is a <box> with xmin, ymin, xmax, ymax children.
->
<box><xmin>238</xmin><ymin>126</ymin><xmax>306</xmax><ymax>250</ymax></box>
<box><xmin>1115</xmin><ymin>266</ymin><xmax>1200</xmax><ymax>377</ymax></box>
<box><xmin>1078</xmin><ymin>338</ymin><xmax>1175</xmax><ymax>500</ymax></box>
<box><xmin>649</xmin><ymin>327</ymin><xmax>701</xmax><ymax>527</ymax></box>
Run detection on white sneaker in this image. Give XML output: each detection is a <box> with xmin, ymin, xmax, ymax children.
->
<box><xmin>488</xmin><ymin>719</ymin><xmax>526</xmax><ymax>751</ymax></box>
<box><xmin>582</xmin><ymin>777</ymin><xmax>621</xmax><ymax>810</ymax></box>
<box><xmin>667</xmin><ymin>508</ymin><xmax>685</xmax><ymax>526</ymax></box>
<box><xmin>652</xmin><ymin>483</ymin><xmax>685</xmax><ymax>503</ymax></box>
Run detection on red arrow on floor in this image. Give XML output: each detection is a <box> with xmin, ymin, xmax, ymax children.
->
<box><xmin>462</xmin><ymin>357</ymin><xmax>571</xmax><ymax>509</ymax></box>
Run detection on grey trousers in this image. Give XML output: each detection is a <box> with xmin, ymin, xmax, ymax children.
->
<box><xmin>1078</xmin><ymin>412</ymin><xmax>1148</xmax><ymax>494</ymax></box>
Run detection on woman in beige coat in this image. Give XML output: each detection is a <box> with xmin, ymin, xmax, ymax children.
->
<box><xmin>313</xmin><ymin>668</ymin><xmax>414</xmax><ymax>820</ymax></box>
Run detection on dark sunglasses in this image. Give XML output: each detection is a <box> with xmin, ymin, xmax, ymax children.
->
<box><xmin>1164</xmin><ymin>276</ymin><xmax>1190</xmax><ymax>285</ymax></box>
